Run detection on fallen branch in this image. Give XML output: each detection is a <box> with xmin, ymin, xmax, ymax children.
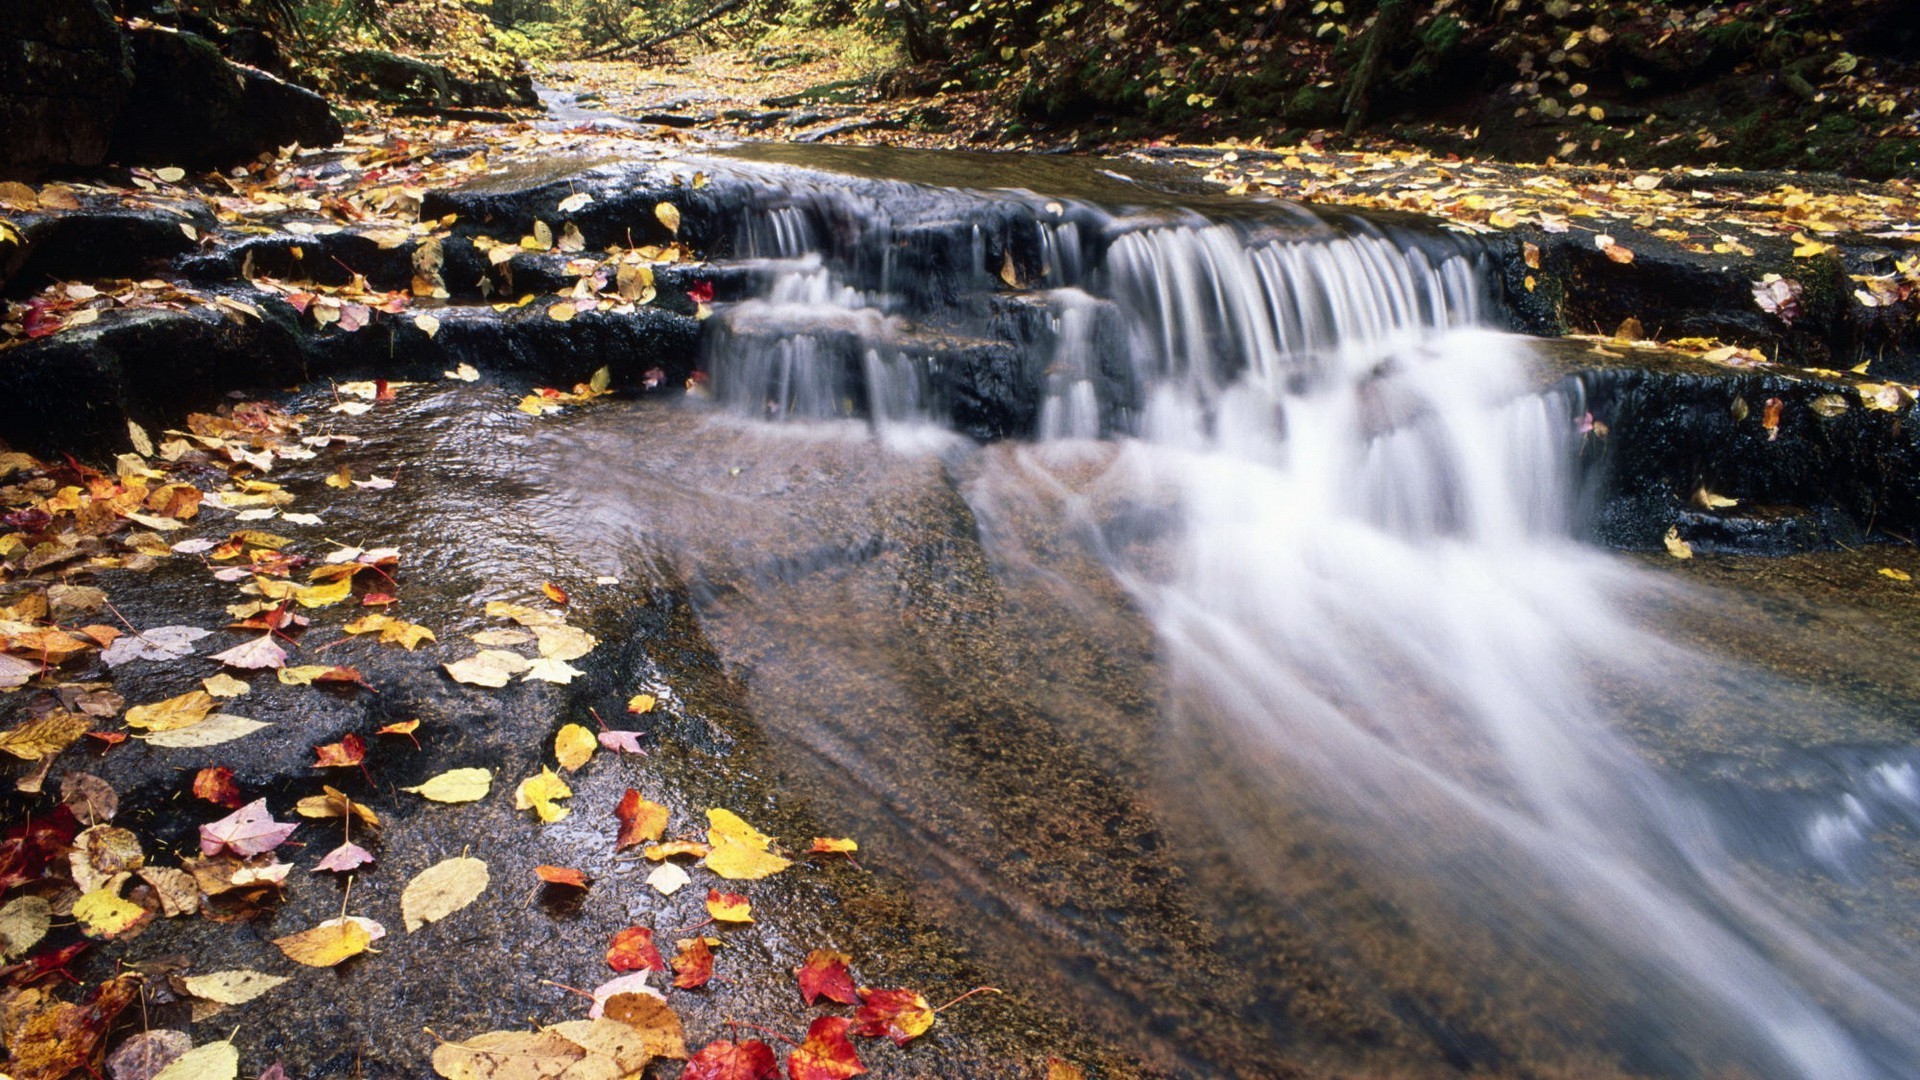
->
<box><xmin>580</xmin><ymin>0</ymin><xmax>749</xmax><ymax>61</ymax></box>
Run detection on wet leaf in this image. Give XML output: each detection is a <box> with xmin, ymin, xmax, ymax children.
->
<box><xmin>644</xmin><ymin>840</ymin><xmax>711</xmax><ymax>861</ymax></box>
<box><xmin>797</xmin><ymin>949</ymin><xmax>858</xmax><ymax>1006</ymax></box>
<box><xmin>588</xmin><ymin>972</ymin><xmax>657</xmax><ymax>1019</ymax></box>
<box><xmin>151</xmin><ymin>1040</ymin><xmax>237</xmax><ymax>1080</ymax></box>
<box><xmin>107</xmin><ymin>1029</ymin><xmax>193</xmax><ymax>1080</ymax></box>
<box><xmin>70</xmin><ymin>825</ymin><xmax>144</xmax><ymax>893</ymax></box>
<box><xmin>429</xmin><ymin>1029</ymin><xmax>587</xmax><ymax>1080</ymax></box>
<box><xmin>599</xmin><ymin>729</ymin><xmax>645</xmax><ymax>755</ymax></box>
<box><xmin>125</xmin><ymin>691</ymin><xmax>217</xmax><ymax>732</ymax></box>
<box><xmin>274</xmin><ymin>916</ymin><xmax>380</xmax><ymax>967</ymax></box>
<box><xmin>1</xmin><ymin>975</ymin><xmax>139</xmax><ymax>1080</ymax></box>
<box><xmin>626</xmin><ymin>693</ymin><xmax>656</xmax><ymax>714</ymax></box>
<box><xmin>1810</xmin><ymin>393</ymin><xmax>1850</xmax><ymax>418</ymax></box>
<box><xmin>0</xmin><ymin>712</ymin><xmax>89</xmax><ymax>761</ymax></box>
<box><xmin>533</xmin><ymin>624</ymin><xmax>596</xmax><ymax>661</ymax></box>
<box><xmin>142</xmin><ymin>715</ymin><xmax>269</xmax><ymax>748</ymax></box>
<box><xmin>514</xmin><ymin>767</ymin><xmax>573</xmax><ymax>822</ymax></box>
<box><xmin>615</xmin><ymin>790</ymin><xmax>668</xmax><ymax>850</ymax></box>
<box><xmin>403</xmin><ymin>856</ymin><xmax>489</xmax><ymax>931</ymax></box>
<box><xmin>809</xmin><ymin>837</ymin><xmax>858</xmax><ymax>856</ymax></box>
<box><xmin>343</xmin><ymin>614</ymin><xmax>437</xmax><ymax>650</ymax></box>
<box><xmin>444</xmin><ymin>649</ymin><xmax>531</xmax><ymax>688</ymax></box>
<box><xmin>655</xmin><ymin>202</ymin><xmax>682</xmax><ymax>235</ymax></box>
<box><xmin>1692</xmin><ymin>489</ymin><xmax>1738</xmax><ymax>511</ymax></box>
<box><xmin>101</xmin><ymin>627</ymin><xmax>210</xmax><ymax>666</ymax></box>
<box><xmin>293</xmin><ymin>785</ymin><xmax>379</xmax><ymax>829</ymax></box>
<box><xmin>535</xmin><ymin>865</ymin><xmax>591</xmax><ymax>889</ymax></box>
<box><xmin>193</xmin><ymin>767</ymin><xmax>244</xmax><ymax>809</ymax></box>
<box><xmin>199</xmin><ymin>799</ymin><xmax>296</xmax><ymax>857</ymax></box>
<box><xmin>405</xmin><ymin>768</ymin><xmax>492</xmax><ymax>803</ymax></box>
<box><xmin>788</xmin><ymin>1016</ymin><xmax>865</xmax><ymax>1080</ymax></box>
<box><xmin>684</xmin><ymin>1039</ymin><xmax>778</xmax><ymax>1080</ymax></box>
<box><xmin>201</xmin><ymin>673</ymin><xmax>249</xmax><ymax>698</ymax></box>
<box><xmin>1663</xmin><ymin>526</ymin><xmax>1694</xmax><ymax>560</ymax></box>
<box><xmin>1762</xmin><ymin>397</ymin><xmax>1784</xmax><ymax>441</ymax></box>
<box><xmin>853</xmin><ymin>987</ymin><xmax>935</xmax><ymax>1045</ymax></box>
<box><xmin>1594</xmin><ymin>234</ymin><xmax>1634</xmax><ymax>264</ymax></box>
<box><xmin>705</xmin><ymin>809</ymin><xmax>791</xmax><ymax>880</ymax></box>
<box><xmin>0</xmin><ymin>895</ymin><xmax>52</xmax><ymax>959</ymax></box>
<box><xmin>313</xmin><ymin>733</ymin><xmax>367</xmax><ymax>769</ymax></box>
<box><xmin>705</xmin><ymin>889</ymin><xmax>752</xmax><ymax>923</ymax></box>
<box><xmin>554</xmin><ymin>723</ymin><xmax>595</xmax><ymax>771</ymax></box>
<box><xmin>599</xmin><ymin>990</ymin><xmax>688</xmax><ymax>1059</ymax></box>
<box><xmin>546</xmin><ymin>1018</ymin><xmax>660</xmax><ymax>1074</ymax></box>
<box><xmin>178</xmin><ymin>970</ymin><xmax>287</xmax><ymax>1006</ymax></box>
<box><xmin>1879</xmin><ymin>568</ymin><xmax>1911</xmax><ymax>582</ymax></box>
<box><xmin>1045</xmin><ymin>1058</ymin><xmax>1087</xmax><ymax>1080</ymax></box>
<box><xmin>670</xmin><ymin>936</ymin><xmax>714</xmax><ymax>990</ymax></box>
<box><xmin>647</xmin><ymin>862</ymin><xmax>690</xmax><ymax>896</ymax></box>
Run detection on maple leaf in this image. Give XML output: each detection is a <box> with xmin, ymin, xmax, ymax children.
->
<box><xmin>514</xmin><ymin>767</ymin><xmax>573</xmax><ymax>822</ymax></box>
<box><xmin>616</xmin><ymin>789</ymin><xmax>668</xmax><ymax>849</ymax></box>
<box><xmin>685</xmin><ymin>1039</ymin><xmax>777</xmax><ymax>1080</ymax></box>
<box><xmin>608</xmin><ymin>926</ymin><xmax>666</xmax><ymax>972</ymax></box>
<box><xmin>536</xmin><ymin>865</ymin><xmax>592</xmax><ymax>889</ymax></box>
<box><xmin>853</xmin><ymin>988</ymin><xmax>936</xmax><ymax>1046</ymax></box>
<box><xmin>192</xmin><ymin>767</ymin><xmax>244</xmax><ymax>809</ymax></box>
<box><xmin>599</xmin><ymin>729</ymin><xmax>646</xmax><ymax>754</ymax></box>
<box><xmin>788</xmin><ymin>1016</ymin><xmax>866</xmax><ymax>1080</ymax></box>
<box><xmin>671</xmin><ymin>937</ymin><xmax>714</xmax><ymax>989</ymax></box>
<box><xmin>705</xmin><ymin>889</ymin><xmax>752</xmax><ymax>924</ymax></box>
<box><xmin>314</xmin><ymin>842</ymin><xmax>375</xmax><ymax>873</ymax></box>
<box><xmin>199</xmin><ymin>799</ymin><xmax>296</xmax><ymax>857</ymax></box>
<box><xmin>208</xmin><ymin>633</ymin><xmax>288</xmax><ymax>670</ymax></box>
<box><xmin>312</xmin><ymin>732</ymin><xmax>367</xmax><ymax>769</ymax></box>
<box><xmin>797</xmin><ymin>949</ymin><xmax>858</xmax><ymax>1006</ymax></box>
<box><xmin>705</xmin><ymin>809</ymin><xmax>791</xmax><ymax>880</ymax></box>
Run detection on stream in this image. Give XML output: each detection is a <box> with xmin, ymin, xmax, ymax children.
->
<box><xmin>527</xmin><ymin>146</ymin><xmax>1920</xmax><ymax>1078</ymax></box>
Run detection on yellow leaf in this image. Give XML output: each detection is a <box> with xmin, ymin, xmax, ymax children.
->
<box><xmin>405</xmin><ymin>768</ymin><xmax>493</xmax><ymax>803</ymax></box>
<box><xmin>152</xmin><ymin>1041</ymin><xmax>238</xmax><ymax>1080</ymax></box>
<box><xmin>402</xmin><ymin>856</ymin><xmax>489</xmax><ymax>932</ymax></box>
<box><xmin>627</xmin><ymin>693</ymin><xmax>656</xmax><ymax>714</ymax></box>
<box><xmin>291</xmin><ymin>578</ymin><xmax>353</xmax><ymax>608</ymax></box>
<box><xmin>73</xmin><ymin>887</ymin><xmax>147</xmax><ymax>938</ymax></box>
<box><xmin>202</xmin><ymin>673</ymin><xmax>250</xmax><ymax>698</ymax></box>
<box><xmin>179</xmin><ymin>970</ymin><xmax>288</xmax><ymax>1005</ymax></box>
<box><xmin>554</xmin><ymin>723</ymin><xmax>595</xmax><ymax>772</ymax></box>
<box><xmin>1879</xmin><ymin>568</ymin><xmax>1911</xmax><ymax>582</ymax></box>
<box><xmin>548</xmin><ymin>302</ymin><xmax>577</xmax><ymax>323</ymax></box>
<box><xmin>344</xmin><ymin>614</ymin><xmax>437</xmax><ymax>650</ymax></box>
<box><xmin>1663</xmin><ymin>527</ymin><xmax>1693</xmax><ymax>560</ymax></box>
<box><xmin>277</xmin><ymin>665</ymin><xmax>334</xmax><ymax>685</ymax></box>
<box><xmin>655</xmin><ymin>202</ymin><xmax>682</xmax><ymax>235</ymax></box>
<box><xmin>705</xmin><ymin>891</ymin><xmax>752</xmax><ymax>923</ymax></box>
<box><xmin>273</xmin><ymin>916</ymin><xmax>379</xmax><ymax>967</ymax></box>
<box><xmin>704</xmin><ymin>808</ymin><xmax>791</xmax><ymax>880</ymax></box>
<box><xmin>124</xmin><ymin>690</ymin><xmax>216</xmax><ymax>732</ymax></box>
<box><xmin>431</xmin><ymin>1030</ymin><xmax>589</xmax><ymax>1080</ymax></box>
<box><xmin>515</xmin><ymin>767</ymin><xmax>573</xmax><ymax>822</ymax></box>
<box><xmin>0</xmin><ymin>712</ymin><xmax>89</xmax><ymax>761</ymax></box>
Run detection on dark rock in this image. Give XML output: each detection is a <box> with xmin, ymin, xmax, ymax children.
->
<box><xmin>0</xmin><ymin>0</ymin><xmax>133</xmax><ymax>173</ymax></box>
<box><xmin>336</xmin><ymin>50</ymin><xmax>537</xmax><ymax>112</ymax></box>
<box><xmin>108</xmin><ymin>27</ymin><xmax>342</xmax><ymax>170</ymax></box>
<box><xmin>636</xmin><ymin>112</ymin><xmax>711</xmax><ymax>128</ymax></box>
<box><xmin>4</xmin><ymin>201</ymin><xmax>214</xmax><ymax>296</ymax></box>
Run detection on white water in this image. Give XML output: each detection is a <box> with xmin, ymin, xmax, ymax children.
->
<box><xmin>702</xmin><ymin>180</ymin><xmax>1920</xmax><ymax>1078</ymax></box>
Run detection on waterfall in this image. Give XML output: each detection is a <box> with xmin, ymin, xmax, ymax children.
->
<box><xmin>693</xmin><ymin>163</ymin><xmax>1920</xmax><ymax>1079</ymax></box>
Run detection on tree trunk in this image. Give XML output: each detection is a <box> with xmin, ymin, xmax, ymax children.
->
<box><xmin>1341</xmin><ymin>0</ymin><xmax>1416</xmax><ymax>136</ymax></box>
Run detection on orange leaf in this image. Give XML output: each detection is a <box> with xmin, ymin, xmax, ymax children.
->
<box><xmin>705</xmin><ymin>889</ymin><xmax>751</xmax><ymax>923</ymax></box>
<box><xmin>535</xmin><ymin>864</ymin><xmax>592</xmax><ymax>889</ymax></box>
<box><xmin>541</xmin><ymin>581</ymin><xmax>568</xmax><ymax>605</ymax></box>
<box><xmin>808</xmin><ymin>837</ymin><xmax>857</xmax><ymax>856</ymax></box>
<box><xmin>376</xmin><ymin>719</ymin><xmax>421</xmax><ymax>748</ymax></box>
<box><xmin>312</xmin><ymin>732</ymin><xmax>365</xmax><ymax>769</ymax></box>
<box><xmin>796</xmin><ymin>949</ymin><xmax>857</xmax><ymax>1005</ymax></box>
<box><xmin>671</xmin><ymin>936</ymin><xmax>713</xmax><ymax>989</ymax></box>
<box><xmin>192</xmin><ymin>766</ymin><xmax>244</xmax><ymax>809</ymax></box>
<box><xmin>643</xmin><ymin>840</ymin><xmax>711</xmax><ymax>861</ymax></box>
<box><xmin>788</xmin><ymin>1016</ymin><xmax>865</xmax><ymax>1080</ymax></box>
<box><xmin>616</xmin><ymin>788</ymin><xmax>668</xmax><ymax>849</ymax></box>
<box><xmin>607</xmin><ymin>925</ymin><xmax>665</xmax><ymax>972</ymax></box>
<box><xmin>1045</xmin><ymin>1058</ymin><xmax>1086</xmax><ymax>1080</ymax></box>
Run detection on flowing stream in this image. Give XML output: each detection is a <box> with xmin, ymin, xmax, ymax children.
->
<box><xmin>555</xmin><ymin>149</ymin><xmax>1920</xmax><ymax>1078</ymax></box>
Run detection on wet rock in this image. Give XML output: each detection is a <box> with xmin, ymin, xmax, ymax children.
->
<box><xmin>109</xmin><ymin>27</ymin><xmax>341</xmax><ymax>170</ymax></box>
<box><xmin>335</xmin><ymin>50</ymin><xmax>537</xmax><ymax>112</ymax></box>
<box><xmin>4</xmin><ymin>201</ymin><xmax>214</xmax><ymax>295</ymax></box>
<box><xmin>0</xmin><ymin>0</ymin><xmax>132</xmax><ymax>173</ymax></box>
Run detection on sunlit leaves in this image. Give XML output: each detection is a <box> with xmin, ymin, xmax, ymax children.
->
<box><xmin>554</xmin><ymin>723</ymin><xmax>596</xmax><ymax>771</ymax></box>
<box><xmin>616</xmin><ymin>789</ymin><xmax>668</xmax><ymax>849</ymax></box>
<box><xmin>852</xmin><ymin>988</ymin><xmax>936</xmax><ymax>1046</ymax></box>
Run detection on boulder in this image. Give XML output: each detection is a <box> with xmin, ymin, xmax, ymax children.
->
<box><xmin>335</xmin><ymin>50</ymin><xmax>537</xmax><ymax>112</ymax></box>
<box><xmin>0</xmin><ymin>0</ymin><xmax>133</xmax><ymax>173</ymax></box>
<box><xmin>108</xmin><ymin>27</ymin><xmax>341</xmax><ymax>170</ymax></box>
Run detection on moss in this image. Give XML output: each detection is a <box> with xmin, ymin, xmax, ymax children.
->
<box><xmin>1287</xmin><ymin>84</ymin><xmax>1341</xmax><ymax>126</ymax></box>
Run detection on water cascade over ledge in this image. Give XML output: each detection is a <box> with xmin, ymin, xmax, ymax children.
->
<box><xmin>572</xmin><ymin>150</ymin><xmax>1920</xmax><ymax>1079</ymax></box>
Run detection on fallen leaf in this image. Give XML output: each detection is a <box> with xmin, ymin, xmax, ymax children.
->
<box><xmin>809</xmin><ymin>837</ymin><xmax>858</xmax><ymax>856</ymax></box>
<box><xmin>403</xmin><ymin>856</ymin><xmax>489</xmax><ymax>931</ymax></box>
<box><xmin>788</xmin><ymin>1016</ymin><xmax>865</xmax><ymax>1080</ymax></box>
<box><xmin>0</xmin><ymin>895</ymin><xmax>52</xmax><ymax>959</ymax></box>
<box><xmin>626</xmin><ymin>693</ymin><xmax>656</xmax><ymax>714</ymax></box>
<box><xmin>444</xmin><ymin>649</ymin><xmax>531</xmax><ymax>688</ymax></box>
<box><xmin>274</xmin><ymin>915</ymin><xmax>380</xmax><ymax>967</ymax></box>
<box><xmin>705</xmin><ymin>809</ymin><xmax>791</xmax><ymax>880</ymax></box>
<box><xmin>705</xmin><ymin>889</ymin><xmax>752</xmax><ymax>923</ymax></box>
<box><xmin>314</xmin><ymin>842</ymin><xmax>375</xmax><ymax>873</ymax></box>
<box><xmin>73</xmin><ymin>886</ymin><xmax>149</xmax><ymax>938</ymax></box>
<box><xmin>655</xmin><ymin>202</ymin><xmax>682</xmax><ymax>235</ymax></box>
<box><xmin>1762</xmin><ymin>397</ymin><xmax>1784</xmax><ymax>441</ymax></box>
<box><xmin>0</xmin><ymin>712</ymin><xmax>89</xmax><ymax>761</ymax></box>
<box><xmin>797</xmin><ymin>949</ymin><xmax>858</xmax><ymax>1006</ymax></box>
<box><xmin>671</xmin><ymin>937</ymin><xmax>714</xmax><ymax>989</ymax></box>
<box><xmin>644</xmin><ymin>840</ymin><xmax>711</xmax><ymax>861</ymax></box>
<box><xmin>1</xmin><ymin>976</ymin><xmax>140</xmax><ymax>1080</ymax></box>
<box><xmin>599</xmin><ymin>990</ymin><xmax>689</xmax><ymax>1059</ymax></box>
<box><xmin>685</xmin><ymin>1039</ymin><xmax>779</xmax><ymax>1080</ymax></box>
<box><xmin>193</xmin><ymin>767</ymin><xmax>244</xmax><ymax>809</ymax></box>
<box><xmin>293</xmin><ymin>785</ymin><xmax>380</xmax><ymax>829</ymax></box>
<box><xmin>533</xmin><ymin>625</ymin><xmax>596</xmax><ymax>661</ymax></box>
<box><xmin>1810</xmin><ymin>393</ymin><xmax>1851</xmax><ymax>418</ymax></box>
<box><xmin>208</xmin><ymin>634</ymin><xmax>287</xmax><ymax>671</ymax></box>
<box><xmin>608</xmin><ymin>926</ymin><xmax>666</xmax><ymax>972</ymax></box>
<box><xmin>647</xmin><ymin>862</ymin><xmax>690</xmax><ymax>896</ymax></box>
<box><xmin>515</xmin><ymin>767</ymin><xmax>573</xmax><ymax>822</ymax></box>
<box><xmin>405</xmin><ymin>768</ymin><xmax>492</xmax><ymax>803</ymax></box>
<box><xmin>1595</xmin><ymin>234</ymin><xmax>1635</xmax><ymax>264</ymax></box>
<box><xmin>554</xmin><ymin>723</ymin><xmax>596</xmax><ymax>771</ymax></box>
<box><xmin>343</xmin><ymin>614</ymin><xmax>436</xmax><ymax>650</ymax></box>
<box><xmin>142</xmin><ymin>715</ymin><xmax>269</xmax><ymax>748</ymax></box>
<box><xmin>125</xmin><ymin>690</ymin><xmax>216</xmax><ymax>732</ymax></box>
<box><xmin>545</xmin><ymin>1017</ymin><xmax>660</xmax><ymax>1074</ymax></box>
<box><xmin>430</xmin><ymin>1029</ymin><xmax>588</xmax><ymax>1080</ymax></box>
<box><xmin>588</xmin><ymin>972</ymin><xmax>657</xmax><ymax>1019</ymax></box>
<box><xmin>106</xmin><ymin>1029</ymin><xmax>193</xmax><ymax>1080</ymax></box>
<box><xmin>1879</xmin><ymin>568</ymin><xmax>1911</xmax><ymax>582</ymax></box>
<box><xmin>202</xmin><ymin>673</ymin><xmax>249</xmax><ymax>698</ymax></box>
<box><xmin>616</xmin><ymin>790</ymin><xmax>669</xmax><ymax>849</ymax></box>
<box><xmin>199</xmin><ymin>799</ymin><xmax>297</xmax><ymax>857</ymax></box>
<box><xmin>151</xmin><ymin>1040</ymin><xmax>237</xmax><ymax>1080</ymax></box>
<box><xmin>312</xmin><ymin>733</ymin><xmax>367</xmax><ymax>770</ymax></box>
<box><xmin>1663</xmin><ymin>526</ymin><xmax>1694</xmax><ymax>560</ymax></box>
<box><xmin>1046</xmin><ymin>1058</ymin><xmax>1087</xmax><ymax>1080</ymax></box>
<box><xmin>536</xmin><ymin>865</ymin><xmax>591</xmax><ymax>889</ymax></box>
<box><xmin>101</xmin><ymin>627</ymin><xmax>209</xmax><ymax>666</ymax></box>
<box><xmin>178</xmin><ymin>970</ymin><xmax>288</xmax><ymax>1006</ymax></box>
<box><xmin>599</xmin><ymin>728</ymin><xmax>645</xmax><ymax>755</ymax></box>
<box><xmin>853</xmin><ymin>988</ymin><xmax>935</xmax><ymax>1045</ymax></box>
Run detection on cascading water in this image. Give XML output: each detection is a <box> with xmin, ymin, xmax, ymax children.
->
<box><xmin>673</xmin><ymin>154</ymin><xmax>1920</xmax><ymax>1078</ymax></box>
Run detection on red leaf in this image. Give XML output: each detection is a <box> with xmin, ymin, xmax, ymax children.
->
<box><xmin>684</xmin><ymin>1039</ymin><xmax>778</xmax><ymax>1080</ymax></box>
<box><xmin>0</xmin><ymin>941</ymin><xmax>89</xmax><ymax>987</ymax></box>
<box><xmin>0</xmin><ymin>806</ymin><xmax>80</xmax><ymax>893</ymax></box>
<box><xmin>312</xmin><ymin>732</ymin><xmax>366</xmax><ymax>768</ymax></box>
<box><xmin>615</xmin><ymin>788</ymin><xmax>667</xmax><ymax>850</ymax></box>
<box><xmin>852</xmin><ymin>987</ymin><xmax>936</xmax><ymax>1046</ymax></box>
<box><xmin>535</xmin><ymin>864</ymin><xmax>592</xmax><ymax>889</ymax></box>
<box><xmin>192</xmin><ymin>766</ymin><xmax>244</xmax><ymax>809</ymax></box>
<box><xmin>788</xmin><ymin>1016</ymin><xmax>866</xmax><ymax>1080</ymax></box>
<box><xmin>687</xmin><ymin>280</ymin><xmax>715</xmax><ymax>304</ymax></box>
<box><xmin>671</xmin><ymin>936</ymin><xmax>714</xmax><ymax>989</ymax></box>
<box><xmin>606</xmin><ymin>926</ymin><xmax>665</xmax><ymax>972</ymax></box>
<box><xmin>796</xmin><ymin>949</ymin><xmax>858</xmax><ymax>1006</ymax></box>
